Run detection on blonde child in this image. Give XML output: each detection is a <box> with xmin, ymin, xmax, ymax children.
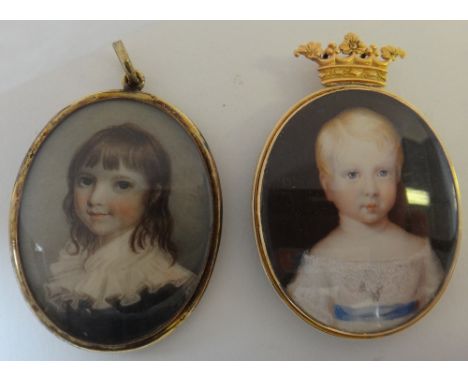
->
<box><xmin>287</xmin><ymin>108</ymin><xmax>444</xmax><ymax>333</ymax></box>
<box><xmin>44</xmin><ymin>123</ymin><xmax>195</xmax><ymax>342</ymax></box>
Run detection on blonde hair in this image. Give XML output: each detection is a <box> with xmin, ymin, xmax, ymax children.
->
<box><xmin>315</xmin><ymin>108</ymin><xmax>404</xmax><ymax>177</ymax></box>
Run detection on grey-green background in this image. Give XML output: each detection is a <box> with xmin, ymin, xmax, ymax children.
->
<box><xmin>19</xmin><ymin>98</ymin><xmax>213</xmax><ymax>299</ymax></box>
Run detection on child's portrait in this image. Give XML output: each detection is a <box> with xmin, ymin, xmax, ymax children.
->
<box><xmin>286</xmin><ymin>108</ymin><xmax>443</xmax><ymax>332</ymax></box>
<box><xmin>257</xmin><ymin>89</ymin><xmax>459</xmax><ymax>335</ymax></box>
<box><xmin>15</xmin><ymin>97</ymin><xmax>220</xmax><ymax>348</ymax></box>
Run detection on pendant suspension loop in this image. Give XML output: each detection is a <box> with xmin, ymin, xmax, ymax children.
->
<box><xmin>112</xmin><ymin>40</ymin><xmax>145</xmax><ymax>91</ymax></box>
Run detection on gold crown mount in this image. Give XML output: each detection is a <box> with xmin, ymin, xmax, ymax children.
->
<box><xmin>294</xmin><ymin>33</ymin><xmax>405</xmax><ymax>88</ymax></box>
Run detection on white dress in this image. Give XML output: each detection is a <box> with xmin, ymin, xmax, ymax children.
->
<box><xmin>287</xmin><ymin>240</ymin><xmax>444</xmax><ymax>332</ymax></box>
<box><xmin>44</xmin><ymin>230</ymin><xmax>195</xmax><ymax>311</ymax></box>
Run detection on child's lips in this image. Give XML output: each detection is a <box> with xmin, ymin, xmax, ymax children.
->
<box><xmin>87</xmin><ymin>210</ymin><xmax>110</xmax><ymax>218</ymax></box>
<box><xmin>364</xmin><ymin>203</ymin><xmax>378</xmax><ymax>211</ymax></box>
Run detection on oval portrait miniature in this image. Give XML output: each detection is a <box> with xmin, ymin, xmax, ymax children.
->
<box><xmin>254</xmin><ymin>34</ymin><xmax>459</xmax><ymax>338</ymax></box>
<box><xmin>10</xmin><ymin>43</ymin><xmax>221</xmax><ymax>351</ymax></box>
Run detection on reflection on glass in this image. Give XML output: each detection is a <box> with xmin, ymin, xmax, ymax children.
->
<box><xmin>405</xmin><ymin>188</ymin><xmax>430</xmax><ymax>206</ymax></box>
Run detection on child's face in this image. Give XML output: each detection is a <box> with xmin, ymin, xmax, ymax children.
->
<box><xmin>73</xmin><ymin>162</ymin><xmax>149</xmax><ymax>243</ymax></box>
<box><xmin>321</xmin><ymin>136</ymin><xmax>399</xmax><ymax>226</ymax></box>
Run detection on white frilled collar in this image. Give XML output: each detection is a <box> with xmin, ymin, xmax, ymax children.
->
<box><xmin>45</xmin><ymin>230</ymin><xmax>195</xmax><ymax>310</ymax></box>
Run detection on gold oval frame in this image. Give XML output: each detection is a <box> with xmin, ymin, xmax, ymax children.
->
<box><xmin>253</xmin><ymin>85</ymin><xmax>461</xmax><ymax>339</ymax></box>
<box><xmin>10</xmin><ymin>90</ymin><xmax>222</xmax><ymax>351</ymax></box>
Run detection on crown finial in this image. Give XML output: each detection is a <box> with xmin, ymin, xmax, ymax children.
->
<box><xmin>294</xmin><ymin>33</ymin><xmax>405</xmax><ymax>87</ymax></box>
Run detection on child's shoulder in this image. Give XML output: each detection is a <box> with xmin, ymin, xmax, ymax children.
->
<box><xmin>307</xmin><ymin>228</ymin><xmax>346</xmax><ymax>259</ymax></box>
<box><xmin>386</xmin><ymin>223</ymin><xmax>428</xmax><ymax>255</ymax></box>
<box><xmin>369</xmin><ymin>223</ymin><xmax>430</xmax><ymax>262</ymax></box>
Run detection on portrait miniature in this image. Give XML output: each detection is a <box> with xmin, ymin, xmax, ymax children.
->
<box><xmin>12</xmin><ymin>94</ymin><xmax>221</xmax><ymax>350</ymax></box>
<box><xmin>286</xmin><ymin>108</ymin><xmax>444</xmax><ymax>332</ymax></box>
<box><xmin>255</xmin><ymin>88</ymin><xmax>459</xmax><ymax>337</ymax></box>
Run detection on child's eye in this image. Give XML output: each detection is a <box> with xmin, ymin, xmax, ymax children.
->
<box><xmin>77</xmin><ymin>176</ymin><xmax>94</xmax><ymax>187</ymax></box>
<box><xmin>346</xmin><ymin>171</ymin><xmax>359</xmax><ymax>179</ymax></box>
<box><xmin>115</xmin><ymin>180</ymin><xmax>133</xmax><ymax>191</ymax></box>
<box><xmin>378</xmin><ymin>169</ymin><xmax>389</xmax><ymax>177</ymax></box>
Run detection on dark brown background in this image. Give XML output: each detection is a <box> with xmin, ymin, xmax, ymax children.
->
<box><xmin>260</xmin><ymin>89</ymin><xmax>458</xmax><ymax>286</ymax></box>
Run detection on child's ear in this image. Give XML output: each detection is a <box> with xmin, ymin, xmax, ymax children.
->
<box><xmin>148</xmin><ymin>185</ymin><xmax>162</xmax><ymax>204</ymax></box>
<box><xmin>396</xmin><ymin>167</ymin><xmax>402</xmax><ymax>182</ymax></box>
<box><xmin>319</xmin><ymin>172</ymin><xmax>333</xmax><ymax>202</ymax></box>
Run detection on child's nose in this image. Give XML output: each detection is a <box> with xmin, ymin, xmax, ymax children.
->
<box><xmin>362</xmin><ymin>176</ymin><xmax>378</xmax><ymax>196</ymax></box>
<box><xmin>87</xmin><ymin>183</ymin><xmax>108</xmax><ymax>206</ymax></box>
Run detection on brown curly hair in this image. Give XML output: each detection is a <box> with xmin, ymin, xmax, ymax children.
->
<box><xmin>63</xmin><ymin>123</ymin><xmax>177</xmax><ymax>259</ymax></box>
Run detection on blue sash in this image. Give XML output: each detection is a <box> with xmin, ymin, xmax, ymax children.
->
<box><xmin>334</xmin><ymin>301</ymin><xmax>418</xmax><ymax>321</ymax></box>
